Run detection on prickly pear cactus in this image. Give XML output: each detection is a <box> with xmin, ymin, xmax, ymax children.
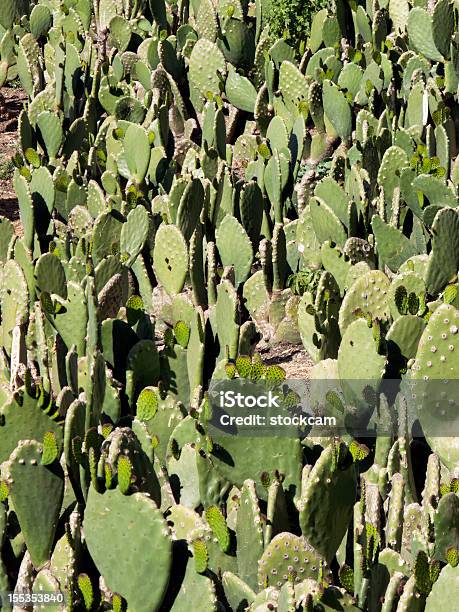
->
<box><xmin>1</xmin><ymin>0</ymin><xmax>459</xmax><ymax>605</ymax></box>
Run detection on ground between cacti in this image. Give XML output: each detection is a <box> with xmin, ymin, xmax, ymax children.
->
<box><xmin>257</xmin><ymin>343</ymin><xmax>314</xmax><ymax>379</ymax></box>
<box><xmin>0</xmin><ymin>85</ymin><xmax>25</xmax><ymax>236</ymax></box>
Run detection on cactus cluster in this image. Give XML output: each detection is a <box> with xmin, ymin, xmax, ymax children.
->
<box><xmin>1</xmin><ymin>0</ymin><xmax>459</xmax><ymax>609</ymax></box>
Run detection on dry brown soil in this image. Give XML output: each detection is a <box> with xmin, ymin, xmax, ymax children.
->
<box><xmin>0</xmin><ymin>86</ymin><xmax>27</xmax><ymax>235</ymax></box>
<box><xmin>259</xmin><ymin>343</ymin><xmax>315</xmax><ymax>379</ymax></box>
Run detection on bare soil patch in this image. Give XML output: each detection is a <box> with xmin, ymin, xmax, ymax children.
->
<box><xmin>0</xmin><ymin>86</ymin><xmax>26</xmax><ymax>235</ymax></box>
<box><xmin>258</xmin><ymin>343</ymin><xmax>315</xmax><ymax>379</ymax></box>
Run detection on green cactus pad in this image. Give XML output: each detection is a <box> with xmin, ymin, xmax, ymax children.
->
<box><xmin>173</xmin><ymin>320</ymin><xmax>190</xmax><ymax>349</ymax></box>
<box><xmin>92</xmin><ymin>210</ymin><xmax>124</xmax><ymax>266</ymax></box>
<box><xmin>240</xmin><ymin>180</ymin><xmax>264</xmax><ymax>248</ymax></box>
<box><xmin>209</xmin><ymin>428</ymin><xmax>302</xmax><ymax>503</ymax></box>
<box><xmin>222</xmin><ymin>571</ymin><xmax>256</xmax><ymax>610</ymax></box>
<box><xmin>216</xmin><ymin>215</ymin><xmax>253</xmax><ymax>286</ymax></box>
<box><xmin>413</xmin><ymin>175</ymin><xmax>456</xmax><ymax>209</ymax></box>
<box><xmin>176</xmin><ymin>178</ymin><xmax>204</xmax><ymax>244</ymax></box>
<box><xmin>243</xmin><ymin>270</ymin><xmax>269</xmax><ymax>322</ymax></box>
<box><xmin>425</xmin><ymin>208</ymin><xmax>459</xmax><ymax>295</ymax></box>
<box><xmin>13</xmin><ymin>171</ymin><xmax>35</xmax><ymax>250</ymax></box>
<box><xmin>321</xmin><ymin>242</ymin><xmax>351</xmax><ymax>296</ymax></box>
<box><xmin>189</xmin><ymin>39</ymin><xmax>226</xmax><ymax>111</ymax></box>
<box><xmin>298</xmin><ymin>444</ymin><xmax>356</xmax><ymax>563</ymax></box>
<box><xmin>120</xmin><ymin>205</ymin><xmax>149</xmax><ymax>266</ymax></box>
<box><xmin>84</xmin><ymin>487</ymin><xmax>172</xmax><ymax>611</ymax></box>
<box><xmin>411</xmin><ymin>304</ymin><xmax>459</xmax><ymax>471</ymax></box>
<box><xmin>279</xmin><ymin>61</ymin><xmax>309</xmax><ymax>117</ymax></box>
<box><xmin>388</xmin><ymin>272</ymin><xmax>426</xmax><ymax>320</ymax></box>
<box><xmin>386</xmin><ymin>315</ymin><xmax>427</xmax><ymax>360</ymax></box>
<box><xmin>153</xmin><ymin>224</ymin><xmax>188</xmax><ymax>295</ymax></box>
<box><xmin>225</xmin><ymin>66</ymin><xmax>258</xmax><ymax>112</ymax></box>
<box><xmin>215</xmin><ymin>279</ymin><xmax>240</xmax><ymax>361</ymax></box>
<box><xmin>377</xmin><ymin>146</ymin><xmax>408</xmax><ymax>206</ymax></box>
<box><xmin>338</xmin><ymin>270</ymin><xmax>390</xmax><ymax>333</ymax></box>
<box><xmin>297</xmin><ymin>207</ymin><xmax>322</xmax><ymax>269</ymax></box>
<box><xmin>338</xmin><ymin>318</ymin><xmax>386</xmax><ymax>415</ymax></box>
<box><xmin>45</xmin><ymin>281</ymin><xmax>88</xmax><ymax>354</ymax></box>
<box><xmin>407</xmin><ymin>7</ymin><xmax>443</xmax><ymax>62</ymax></box>
<box><xmin>434</xmin><ymin>493</ymin><xmax>459</xmax><ymax>562</ymax></box>
<box><xmin>258</xmin><ymin>532</ymin><xmax>330</xmax><ymax>590</ymax></box>
<box><xmin>218</xmin><ymin>17</ymin><xmax>255</xmax><ymax>70</ymax></box>
<box><xmin>372</xmin><ymin>216</ymin><xmax>417</xmax><ymax>272</ymax></box>
<box><xmin>142</xmin><ymin>393</ymin><xmax>186</xmax><ymax>463</ymax></box>
<box><xmin>322</xmin><ymin>80</ymin><xmax>352</xmax><ymax>141</ymax></box>
<box><xmin>425</xmin><ymin>564</ymin><xmax>459</xmax><ymax>610</ymax></box>
<box><xmin>310</xmin><ymin>197</ymin><xmax>347</xmax><ymax>248</ymax></box>
<box><xmin>5</xmin><ymin>440</ymin><xmax>64</xmax><ymax>569</ymax></box>
<box><xmin>0</xmin><ymin>388</ymin><xmax>63</xmax><ymax>465</ymax></box>
<box><xmin>169</xmin><ymin>554</ymin><xmax>218</xmax><ymax>611</ymax></box>
<box><xmin>167</xmin><ymin>504</ymin><xmax>204</xmax><ymax>542</ymax></box>
<box><xmin>0</xmin><ymin>259</ymin><xmax>28</xmax><ymax>355</ymax></box>
<box><xmin>314</xmin><ymin>177</ymin><xmax>349</xmax><ymax>227</ymax></box>
<box><xmin>205</xmin><ymin>505</ymin><xmax>230</xmax><ymax>552</ymax></box>
<box><xmin>236</xmin><ymin>480</ymin><xmax>264</xmax><ymax>590</ymax></box>
<box><xmin>35</xmin><ymin>252</ymin><xmax>67</xmax><ymax>299</ymax></box>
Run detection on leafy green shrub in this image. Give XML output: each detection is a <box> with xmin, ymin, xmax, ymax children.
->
<box><xmin>287</xmin><ymin>269</ymin><xmax>322</xmax><ymax>296</ymax></box>
<box><xmin>266</xmin><ymin>0</ymin><xmax>330</xmax><ymax>51</ymax></box>
<box><xmin>0</xmin><ymin>156</ymin><xmax>14</xmax><ymax>181</ymax></box>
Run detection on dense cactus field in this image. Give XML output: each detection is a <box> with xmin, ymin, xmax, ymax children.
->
<box><xmin>2</xmin><ymin>0</ymin><xmax>459</xmax><ymax>609</ymax></box>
